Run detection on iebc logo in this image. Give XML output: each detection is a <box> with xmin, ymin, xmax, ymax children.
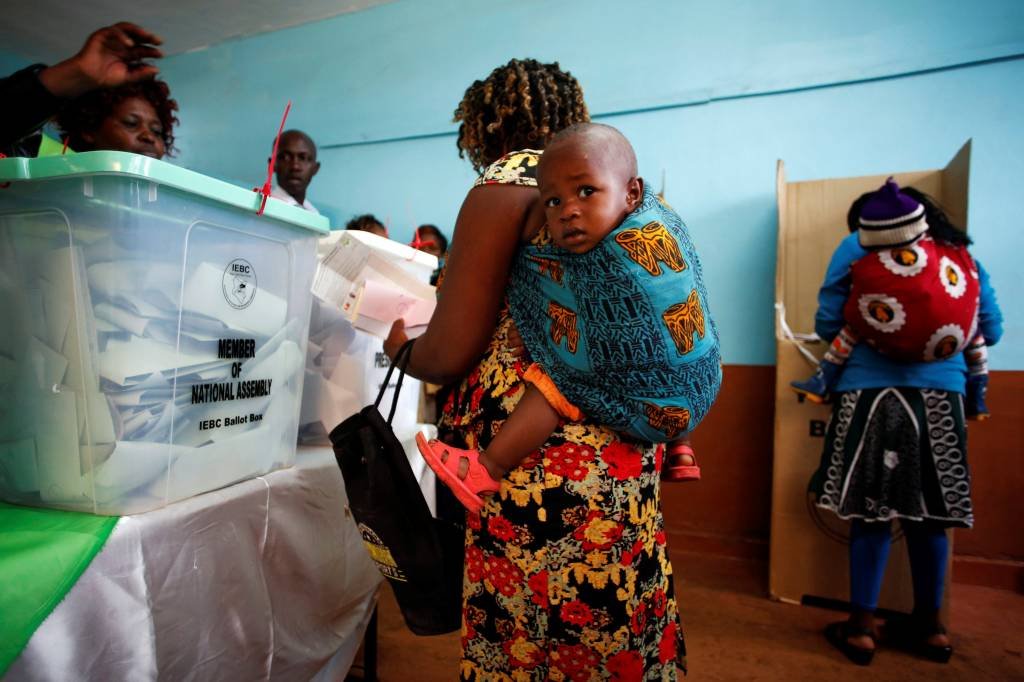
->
<box><xmin>222</xmin><ymin>258</ymin><xmax>257</xmax><ymax>309</ymax></box>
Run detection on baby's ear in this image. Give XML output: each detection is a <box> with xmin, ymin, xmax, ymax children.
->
<box><xmin>627</xmin><ymin>176</ymin><xmax>644</xmax><ymax>209</ymax></box>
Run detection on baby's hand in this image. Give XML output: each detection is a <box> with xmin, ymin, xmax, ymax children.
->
<box><xmin>384</xmin><ymin>319</ymin><xmax>410</xmax><ymax>361</ymax></box>
<box><xmin>505</xmin><ymin>322</ymin><xmax>527</xmax><ymax>360</ymax></box>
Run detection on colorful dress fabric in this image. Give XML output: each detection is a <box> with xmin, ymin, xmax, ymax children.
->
<box><xmin>440</xmin><ymin>149</ymin><xmax>686</xmax><ymax>680</ymax></box>
<box><xmin>507</xmin><ymin>184</ymin><xmax>721</xmax><ymax>442</ymax></box>
<box><xmin>844</xmin><ymin>236</ymin><xmax>980</xmax><ymax>363</ymax></box>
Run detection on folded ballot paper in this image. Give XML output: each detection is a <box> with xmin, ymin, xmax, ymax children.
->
<box><xmin>311</xmin><ymin>230</ymin><xmax>437</xmax><ymax>338</ymax></box>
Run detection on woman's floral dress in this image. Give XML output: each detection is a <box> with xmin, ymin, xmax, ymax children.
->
<box><xmin>438</xmin><ymin>150</ymin><xmax>686</xmax><ymax>681</ymax></box>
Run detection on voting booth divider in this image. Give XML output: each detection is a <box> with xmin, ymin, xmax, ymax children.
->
<box><xmin>769</xmin><ymin>141</ymin><xmax>970</xmax><ymax>614</ymax></box>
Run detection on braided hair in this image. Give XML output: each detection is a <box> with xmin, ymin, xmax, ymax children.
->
<box><xmin>453</xmin><ymin>58</ymin><xmax>589</xmax><ymax>173</ymax></box>
<box><xmin>57</xmin><ymin>79</ymin><xmax>178</xmax><ymax>155</ymax></box>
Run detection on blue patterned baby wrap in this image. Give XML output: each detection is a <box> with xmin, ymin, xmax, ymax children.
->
<box><xmin>507</xmin><ymin>185</ymin><xmax>722</xmax><ymax>442</ymax></box>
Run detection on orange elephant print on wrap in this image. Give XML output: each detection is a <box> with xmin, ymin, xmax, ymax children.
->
<box><xmin>662</xmin><ymin>289</ymin><xmax>706</xmax><ymax>356</ymax></box>
<box><xmin>548</xmin><ymin>301</ymin><xmax>580</xmax><ymax>354</ymax></box>
<box><xmin>614</xmin><ymin>221</ymin><xmax>687</xmax><ymax>276</ymax></box>
<box><xmin>527</xmin><ymin>254</ymin><xmax>565</xmax><ymax>284</ymax></box>
<box><xmin>643</xmin><ymin>403</ymin><xmax>692</xmax><ymax>439</ymax></box>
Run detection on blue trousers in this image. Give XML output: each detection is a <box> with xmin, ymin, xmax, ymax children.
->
<box><xmin>849</xmin><ymin>518</ymin><xmax>948</xmax><ymax>612</ymax></box>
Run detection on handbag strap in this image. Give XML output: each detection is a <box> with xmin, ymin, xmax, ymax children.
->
<box><xmin>373</xmin><ymin>339</ymin><xmax>415</xmax><ymax>425</ymax></box>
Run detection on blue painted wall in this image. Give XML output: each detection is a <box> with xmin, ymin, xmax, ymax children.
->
<box><xmin>290</xmin><ymin>58</ymin><xmax>1022</xmax><ymax>369</ymax></box>
<box><xmin>159</xmin><ymin>0</ymin><xmax>1024</xmax><ymax>152</ymax></box>
<box><xmin>60</xmin><ymin>2</ymin><xmax>1024</xmax><ymax>366</ymax></box>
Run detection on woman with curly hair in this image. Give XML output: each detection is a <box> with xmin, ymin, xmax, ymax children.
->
<box><xmin>56</xmin><ymin>78</ymin><xmax>178</xmax><ymax>159</ymax></box>
<box><xmin>384</xmin><ymin>58</ymin><xmax>688</xmax><ymax>679</ymax></box>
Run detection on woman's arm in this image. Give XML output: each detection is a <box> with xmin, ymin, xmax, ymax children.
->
<box><xmin>814</xmin><ymin>235</ymin><xmax>862</xmax><ymax>342</ymax></box>
<box><xmin>975</xmin><ymin>259</ymin><xmax>1004</xmax><ymax>345</ymax></box>
<box><xmin>384</xmin><ymin>183</ymin><xmax>537</xmax><ymax>384</ymax></box>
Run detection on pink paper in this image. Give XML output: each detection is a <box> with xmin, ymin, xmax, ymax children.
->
<box><xmin>357</xmin><ymin>278</ymin><xmax>435</xmax><ymax>327</ymax></box>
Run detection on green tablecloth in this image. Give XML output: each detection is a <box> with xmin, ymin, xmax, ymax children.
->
<box><xmin>0</xmin><ymin>502</ymin><xmax>117</xmax><ymax>676</ymax></box>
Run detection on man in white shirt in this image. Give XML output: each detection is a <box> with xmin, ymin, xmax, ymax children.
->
<box><xmin>269</xmin><ymin>129</ymin><xmax>320</xmax><ymax>214</ymax></box>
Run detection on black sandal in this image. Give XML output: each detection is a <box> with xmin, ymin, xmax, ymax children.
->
<box><xmin>884</xmin><ymin>615</ymin><xmax>954</xmax><ymax>663</ymax></box>
<box><xmin>824</xmin><ymin>621</ymin><xmax>876</xmax><ymax>666</ymax></box>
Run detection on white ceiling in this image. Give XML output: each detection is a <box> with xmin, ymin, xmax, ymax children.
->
<box><xmin>0</xmin><ymin>0</ymin><xmax>396</xmax><ymax>63</ymax></box>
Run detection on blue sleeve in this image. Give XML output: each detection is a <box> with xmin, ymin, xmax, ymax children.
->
<box><xmin>975</xmin><ymin>258</ymin><xmax>1003</xmax><ymax>345</ymax></box>
<box><xmin>814</xmin><ymin>234</ymin><xmax>864</xmax><ymax>342</ymax></box>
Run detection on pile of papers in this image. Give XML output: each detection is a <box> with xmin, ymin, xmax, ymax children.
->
<box><xmin>311</xmin><ymin>230</ymin><xmax>436</xmax><ymax>338</ymax></box>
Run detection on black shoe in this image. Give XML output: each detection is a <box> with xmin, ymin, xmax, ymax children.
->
<box><xmin>884</xmin><ymin>615</ymin><xmax>953</xmax><ymax>663</ymax></box>
<box><xmin>824</xmin><ymin>621</ymin><xmax>876</xmax><ymax>666</ymax></box>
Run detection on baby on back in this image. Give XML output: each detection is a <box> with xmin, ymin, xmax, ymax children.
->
<box><xmin>417</xmin><ymin>123</ymin><xmax>722</xmax><ymax>512</ymax></box>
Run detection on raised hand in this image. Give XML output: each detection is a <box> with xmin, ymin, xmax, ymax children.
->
<box><xmin>39</xmin><ymin>22</ymin><xmax>164</xmax><ymax>98</ymax></box>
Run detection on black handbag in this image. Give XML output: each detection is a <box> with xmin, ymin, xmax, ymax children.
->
<box><xmin>330</xmin><ymin>340</ymin><xmax>464</xmax><ymax>636</ymax></box>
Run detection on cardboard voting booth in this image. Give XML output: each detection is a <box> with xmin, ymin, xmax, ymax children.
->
<box><xmin>769</xmin><ymin>141</ymin><xmax>970</xmax><ymax>612</ymax></box>
<box><xmin>0</xmin><ymin>152</ymin><xmax>326</xmax><ymax>515</ymax></box>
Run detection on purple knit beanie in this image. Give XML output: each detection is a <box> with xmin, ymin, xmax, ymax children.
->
<box><xmin>857</xmin><ymin>177</ymin><xmax>927</xmax><ymax>248</ymax></box>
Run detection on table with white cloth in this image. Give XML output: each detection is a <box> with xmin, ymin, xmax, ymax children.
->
<box><xmin>6</xmin><ymin>446</ymin><xmax>383</xmax><ymax>682</ymax></box>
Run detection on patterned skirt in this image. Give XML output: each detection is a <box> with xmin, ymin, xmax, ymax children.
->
<box><xmin>809</xmin><ymin>387</ymin><xmax>973</xmax><ymax>528</ymax></box>
<box><xmin>447</xmin><ymin>427</ymin><xmax>685</xmax><ymax>681</ymax></box>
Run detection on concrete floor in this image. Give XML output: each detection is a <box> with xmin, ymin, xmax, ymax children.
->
<box><xmin>364</xmin><ymin>549</ymin><xmax>1024</xmax><ymax>681</ymax></box>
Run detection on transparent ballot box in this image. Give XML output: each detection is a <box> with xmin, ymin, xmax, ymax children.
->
<box><xmin>0</xmin><ymin>152</ymin><xmax>327</xmax><ymax>514</ymax></box>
